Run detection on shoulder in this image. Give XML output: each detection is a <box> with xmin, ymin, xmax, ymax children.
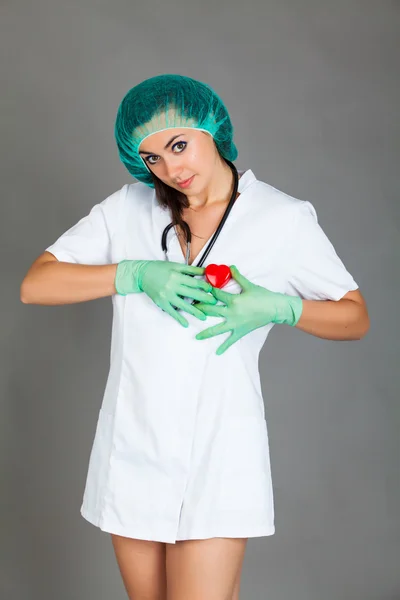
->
<box><xmin>102</xmin><ymin>180</ymin><xmax>153</xmax><ymax>205</ymax></box>
<box><xmin>247</xmin><ymin>178</ymin><xmax>318</xmax><ymax>230</ymax></box>
<box><xmin>99</xmin><ymin>181</ymin><xmax>156</xmax><ymax>224</ymax></box>
<box><xmin>126</xmin><ymin>181</ymin><xmax>158</xmax><ymax>212</ymax></box>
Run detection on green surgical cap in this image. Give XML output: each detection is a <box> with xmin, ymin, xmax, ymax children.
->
<box><xmin>114</xmin><ymin>74</ymin><xmax>238</xmax><ymax>188</ymax></box>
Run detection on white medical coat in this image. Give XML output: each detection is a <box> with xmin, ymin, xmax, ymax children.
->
<box><xmin>45</xmin><ymin>169</ymin><xmax>358</xmax><ymax>543</ymax></box>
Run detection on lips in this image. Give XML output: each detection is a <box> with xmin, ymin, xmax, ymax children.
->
<box><xmin>177</xmin><ymin>175</ymin><xmax>194</xmax><ymax>188</ymax></box>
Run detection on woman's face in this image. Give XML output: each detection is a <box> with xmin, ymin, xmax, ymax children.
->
<box><xmin>138</xmin><ymin>128</ymin><xmax>220</xmax><ymax>194</ymax></box>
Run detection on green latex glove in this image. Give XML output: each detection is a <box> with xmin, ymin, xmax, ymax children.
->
<box><xmin>195</xmin><ymin>265</ymin><xmax>303</xmax><ymax>355</ymax></box>
<box><xmin>114</xmin><ymin>259</ymin><xmax>217</xmax><ymax>327</ymax></box>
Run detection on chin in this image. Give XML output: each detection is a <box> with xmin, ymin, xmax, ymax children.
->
<box><xmin>180</xmin><ymin>180</ymin><xmax>200</xmax><ymax>194</ymax></box>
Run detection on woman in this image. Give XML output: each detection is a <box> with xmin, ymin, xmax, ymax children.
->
<box><xmin>20</xmin><ymin>74</ymin><xmax>369</xmax><ymax>600</ymax></box>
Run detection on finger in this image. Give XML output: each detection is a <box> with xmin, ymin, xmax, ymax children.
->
<box><xmin>162</xmin><ymin>302</ymin><xmax>189</xmax><ymax>327</ymax></box>
<box><xmin>176</xmin><ymin>264</ymin><xmax>205</xmax><ymax>276</ymax></box>
<box><xmin>193</xmin><ymin>303</ymin><xmax>227</xmax><ymax>318</ymax></box>
<box><xmin>210</xmin><ymin>286</ymin><xmax>232</xmax><ymax>305</ymax></box>
<box><xmin>230</xmin><ymin>265</ymin><xmax>251</xmax><ymax>290</ymax></box>
<box><xmin>176</xmin><ymin>284</ymin><xmax>218</xmax><ymax>305</ymax></box>
<box><xmin>188</xmin><ymin>306</ymin><xmax>209</xmax><ymax>321</ymax></box>
<box><xmin>216</xmin><ymin>332</ymin><xmax>240</xmax><ymax>356</ymax></box>
<box><xmin>178</xmin><ymin>274</ymin><xmax>213</xmax><ymax>293</ymax></box>
<box><xmin>195</xmin><ymin>322</ymin><xmax>231</xmax><ymax>341</ymax></box>
<box><xmin>172</xmin><ymin>296</ymin><xmax>207</xmax><ymax>321</ymax></box>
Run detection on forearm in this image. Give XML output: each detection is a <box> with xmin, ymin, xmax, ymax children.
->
<box><xmin>20</xmin><ymin>261</ymin><xmax>118</xmax><ymax>305</ymax></box>
<box><xmin>294</xmin><ymin>297</ymin><xmax>370</xmax><ymax>340</ymax></box>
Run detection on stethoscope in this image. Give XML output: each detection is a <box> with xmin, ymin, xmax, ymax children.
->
<box><xmin>161</xmin><ymin>159</ymin><xmax>239</xmax><ymax>268</ymax></box>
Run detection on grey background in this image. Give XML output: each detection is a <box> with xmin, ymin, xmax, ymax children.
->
<box><xmin>2</xmin><ymin>1</ymin><xmax>399</xmax><ymax>598</ymax></box>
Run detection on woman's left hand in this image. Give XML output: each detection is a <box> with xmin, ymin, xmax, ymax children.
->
<box><xmin>195</xmin><ymin>265</ymin><xmax>303</xmax><ymax>355</ymax></box>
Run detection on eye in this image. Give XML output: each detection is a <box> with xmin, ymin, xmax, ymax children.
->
<box><xmin>173</xmin><ymin>141</ymin><xmax>187</xmax><ymax>153</ymax></box>
<box><xmin>145</xmin><ymin>140</ymin><xmax>187</xmax><ymax>165</ymax></box>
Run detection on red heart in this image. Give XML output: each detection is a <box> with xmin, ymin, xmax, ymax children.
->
<box><xmin>205</xmin><ymin>264</ymin><xmax>232</xmax><ymax>288</ymax></box>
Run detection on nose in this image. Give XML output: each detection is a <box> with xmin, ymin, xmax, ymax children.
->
<box><xmin>164</xmin><ymin>155</ymin><xmax>185</xmax><ymax>182</ymax></box>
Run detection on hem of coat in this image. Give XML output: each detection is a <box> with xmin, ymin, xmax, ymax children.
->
<box><xmin>80</xmin><ymin>505</ymin><xmax>275</xmax><ymax>544</ymax></box>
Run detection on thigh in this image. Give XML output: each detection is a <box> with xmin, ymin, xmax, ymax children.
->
<box><xmin>166</xmin><ymin>537</ymin><xmax>247</xmax><ymax>600</ymax></box>
<box><xmin>111</xmin><ymin>533</ymin><xmax>167</xmax><ymax>600</ymax></box>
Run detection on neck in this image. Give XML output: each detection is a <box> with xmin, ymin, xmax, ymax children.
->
<box><xmin>186</xmin><ymin>161</ymin><xmax>235</xmax><ymax>210</ymax></box>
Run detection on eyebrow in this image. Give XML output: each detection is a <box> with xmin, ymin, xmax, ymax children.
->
<box><xmin>138</xmin><ymin>134</ymin><xmax>185</xmax><ymax>155</ymax></box>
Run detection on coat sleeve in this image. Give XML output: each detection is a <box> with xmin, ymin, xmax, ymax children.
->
<box><xmin>282</xmin><ymin>200</ymin><xmax>359</xmax><ymax>301</ymax></box>
<box><xmin>44</xmin><ymin>186</ymin><xmax>126</xmax><ymax>265</ymax></box>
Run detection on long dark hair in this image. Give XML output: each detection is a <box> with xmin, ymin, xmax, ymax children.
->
<box><xmin>150</xmin><ymin>158</ymin><xmax>238</xmax><ymax>243</ymax></box>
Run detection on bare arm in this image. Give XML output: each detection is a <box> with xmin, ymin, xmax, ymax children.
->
<box><xmin>295</xmin><ymin>289</ymin><xmax>370</xmax><ymax>340</ymax></box>
<box><xmin>20</xmin><ymin>252</ymin><xmax>118</xmax><ymax>305</ymax></box>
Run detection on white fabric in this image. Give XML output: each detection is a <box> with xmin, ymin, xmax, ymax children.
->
<box><xmin>45</xmin><ymin>169</ymin><xmax>358</xmax><ymax>543</ymax></box>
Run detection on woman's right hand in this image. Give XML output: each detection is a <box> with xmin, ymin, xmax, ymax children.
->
<box><xmin>114</xmin><ymin>259</ymin><xmax>217</xmax><ymax>327</ymax></box>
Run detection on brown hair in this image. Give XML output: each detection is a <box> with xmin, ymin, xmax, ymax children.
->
<box><xmin>151</xmin><ymin>173</ymin><xmax>190</xmax><ymax>238</ymax></box>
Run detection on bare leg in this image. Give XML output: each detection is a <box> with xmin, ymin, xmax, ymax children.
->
<box><xmin>166</xmin><ymin>537</ymin><xmax>247</xmax><ymax>600</ymax></box>
<box><xmin>111</xmin><ymin>533</ymin><xmax>167</xmax><ymax>600</ymax></box>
